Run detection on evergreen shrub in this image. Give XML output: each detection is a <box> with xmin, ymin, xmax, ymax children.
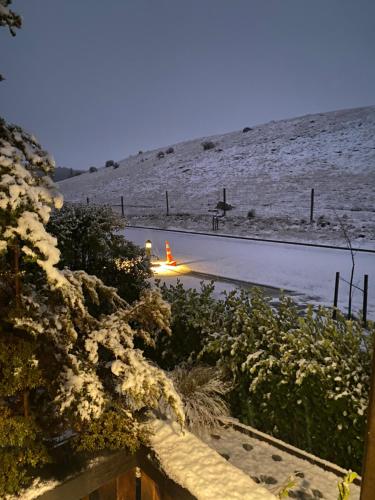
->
<box><xmin>202</xmin><ymin>141</ymin><xmax>215</xmax><ymax>151</ymax></box>
<box><xmin>156</xmin><ymin>282</ymin><xmax>373</xmax><ymax>471</ymax></box>
<box><xmin>48</xmin><ymin>203</ymin><xmax>151</xmax><ymax>303</ymax></box>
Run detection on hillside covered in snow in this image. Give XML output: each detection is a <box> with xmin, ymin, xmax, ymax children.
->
<box><xmin>59</xmin><ymin>106</ymin><xmax>375</xmax><ymax>246</ymax></box>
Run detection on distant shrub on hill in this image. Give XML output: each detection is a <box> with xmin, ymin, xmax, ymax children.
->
<box><xmin>89</xmin><ymin>166</ymin><xmax>97</xmax><ymax>173</ymax></box>
<box><xmin>216</xmin><ymin>201</ymin><xmax>233</xmax><ymax>211</ymax></box>
<box><xmin>113</xmin><ymin>162</ymin><xmax>120</xmax><ymax>169</ymax></box>
<box><xmin>247</xmin><ymin>209</ymin><xmax>256</xmax><ymax>219</ymax></box>
<box><xmin>157</xmin><ymin>151</ymin><xmax>165</xmax><ymax>159</ymax></box>
<box><xmin>166</xmin><ymin>147</ymin><xmax>174</xmax><ymax>154</ymax></box>
<box><xmin>105</xmin><ymin>160</ymin><xmax>114</xmax><ymax>168</ymax></box>
<box><xmin>243</xmin><ymin>127</ymin><xmax>252</xmax><ymax>133</ymax></box>
<box><xmin>202</xmin><ymin>141</ymin><xmax>215</xmax><ymax>151</ymax></box>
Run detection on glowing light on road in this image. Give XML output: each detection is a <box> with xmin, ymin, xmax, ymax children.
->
<box><xmin>151</xmin><ymin>260</ymin><xmax>190</xmax><ymax>276</ymax></box>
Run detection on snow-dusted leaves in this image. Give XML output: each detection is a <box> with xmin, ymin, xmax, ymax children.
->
<box><xmin>0</xmin><ymin>120</ymin><xmax>65</xmax><ymax>288</ymax></box>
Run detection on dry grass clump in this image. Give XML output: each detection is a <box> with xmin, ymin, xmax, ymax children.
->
<box><xmin>170</xmin><ymin>365</ymin><xmax>231</xmax><ymax>434</ymax></box>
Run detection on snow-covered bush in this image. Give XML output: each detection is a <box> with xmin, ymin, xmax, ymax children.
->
<box><xmin>150</xmin><ymin>280</ymin><xmax>218</xmax><ymax>369</ymax></box>
<box><xmin>0</xmin><ymin>120</ymin><xmax>184</xmax><ymax>495</ymax></box>
<box><xmin>156</xmin><ymin>281</ymin><xmax>373</xmax><ymax>471</ymax></box>
<box><xmin>203</xmin><ymin>290</ymin><xmax>373</xmax><ymax>472</ymax></box>
<box><xmin>89</xmin><ymin>166</ymin><xmax>97</xmax><ymax>173</ymax></box>
<box><xmin>48</xmin><ymin>202</ymin><xmax>151</xmax><ymax>303</ymax></box>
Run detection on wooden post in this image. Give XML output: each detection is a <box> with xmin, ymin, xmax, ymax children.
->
<box><xmin>223</xmin><ymin>188</ymin><xmax>227</xmax><ymax>216</ymax></box>
<box><xmin>363</xmin><ymin>274</ymin><xmax>368</xmax><ymax>328</ymax></box>
<box><xmin>165</xmin><ymin>191</ymin><xmax>169</xmax><ymax>216</ymax></box>
<box><xmin>121</xmin><ymin>196</ymin><xmax>124</xmax><ymax>217</ymax></box>
<box><xmin>310</xmin><ymin>188</ymin><xmax>314</xmax><ymax>223</ymax></box>
<box><xmin>360</xmin><ymin>335</ymin><xmax>375</xmax><ymax>499</ymax></box>
<box><xmin>86</xmin><ymin>197</ymin><xmax>89</xmax><ymax>205</ymax></box>
<box><xmin>135</xmin><ymin>467</ymin><xmax>141</xmax><ymax>500</ymax></box>
<box><xmin>333</xmin><ymin>272</ymin><xmax>340</xmax><ymax>319</ymax></box>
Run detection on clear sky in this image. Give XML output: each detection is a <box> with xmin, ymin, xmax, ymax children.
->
<box><xmin>1</xmin><ymin>0</ymin><xmax>375</xmax><ymax>170</ymax></box>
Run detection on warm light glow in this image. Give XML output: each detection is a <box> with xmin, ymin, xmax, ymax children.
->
<box><xmin>145</xmin><ymin>240</ymin><xmax>152</xmax><ymax>249</ymax></box>
<box><xmin>151</xmin><ymin>260</ymin><xmax>190</xmax><ymax>276</ymax></box>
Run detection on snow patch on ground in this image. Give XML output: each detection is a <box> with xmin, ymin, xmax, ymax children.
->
<box><xmin>150</xmin><ymin>419</ymin><xmax>276</xmax><ymax>500</ymax></box>
<box><xmin>201</xmin><ymin>423</ymin><xmax>360</xmax><ymax>500</ymax></box>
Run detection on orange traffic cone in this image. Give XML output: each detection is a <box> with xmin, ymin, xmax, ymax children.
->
<box><xmin>165</xmin><ymin>240</ymin><xmax>177</xmax><ymax>266</ymax></box>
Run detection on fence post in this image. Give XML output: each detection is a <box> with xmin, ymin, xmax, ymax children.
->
<box><xmin>121</xmin><ymin>196</ymin><xmax>124</xmax><ymax>217</ymax></box>
<box><xmin>165</xmin><ymin>191</ymin><xmax>169</xmax><ymax>216</ymax></box>
<box><xmin>363</xmin><ymin>274</ymin><xmax>368</xmax><ymax>328</ymax></box>
<box><xmin>86</xmin><ymin>197</ymin><xmax>90</xmax><ymax>205</ymax></box>
<box><xmin>223</xmin><ymin>188</ymin><xmax>227</xmax><ymax>216</ymax></box>
<box><xmin>332</xmin><ymin>271</ymin><xmax>340</xmax><ymax>319</ymax></box>
<box><xmin>310</xmin><ymin>188</ymin><xmax>314</xmax><ymax>223</ymax></box>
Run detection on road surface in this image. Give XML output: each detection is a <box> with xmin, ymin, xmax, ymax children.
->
<box><xmin>123</xmin><ymin>227</ymin><xmax>375</xmax><ymax>319</ymax></box>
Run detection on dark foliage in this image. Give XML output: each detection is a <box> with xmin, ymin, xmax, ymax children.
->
<box><xmin>247</xmin><ymin>209</ymin><xmax>256</xmax><ymax>219</ymax></box>
<box><xmin>201</xmin><ymin>141</ymin><xmax>215</xmax><ymax>151</ymax></box>
<box><xmin>47</xmin><ymin>203</ymin><xmax>152</xmax><ymax>303</ymax></box>
<box><xmin>216</xmin><ymin>201</ymin><xmax>233</xmax><ymax>211</ymax></box>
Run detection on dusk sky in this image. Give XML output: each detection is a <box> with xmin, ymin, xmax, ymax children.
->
<box><xmin>1</xmin><ymin>0</ymin><xmax>375</xmax><ymax>170</ymax></box>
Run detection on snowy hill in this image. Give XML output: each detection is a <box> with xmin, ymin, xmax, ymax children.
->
<box><xmin>58</xmin><ymin>106</ymin><xmax>375</xmax><ymax>246</ymax></box>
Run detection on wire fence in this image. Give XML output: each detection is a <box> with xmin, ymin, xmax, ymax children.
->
<box><xmin>84</xmin><ymin>186</ymin><xmax>375</xmax><ymax>222</ymax></box>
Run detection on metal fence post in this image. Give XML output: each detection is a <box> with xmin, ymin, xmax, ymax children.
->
<box><xmin>332</xmin><ymin>271</ymin><xmax>340</xmax><ymax>319</ymax></box>
<box><xmin>310</xmin><ymin>188</ymin><xmax>314</xmax><ymax>223</ymax></box>
<box><xmin>223</xmin><ymin>188</ymin><xmax>226</xmax><ymax>216</ymax></box>
<box><xmin>121</xmin><ymin>196</ymin><xmax>124</xmax><ymax>217</ymax></box>
<box><xmin>363</xmin><ymin>274</ymin><xmax>368</xmax><ymax>328</ymax></box>
<box><xmin>166</xmin><ymin>190</ymin><xmax>169</xmax><ymax>216</ymax></box>
<box><xmin>86</xmin><ymin>197</ymin><xmax>89</xmax><ymax>205</ymax></box>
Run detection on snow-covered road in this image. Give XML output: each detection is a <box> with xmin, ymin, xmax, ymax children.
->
<box><xmin>124</xmin><ymin>227</ymin><xmax>375</xmax><ymax>319</ymax></box>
